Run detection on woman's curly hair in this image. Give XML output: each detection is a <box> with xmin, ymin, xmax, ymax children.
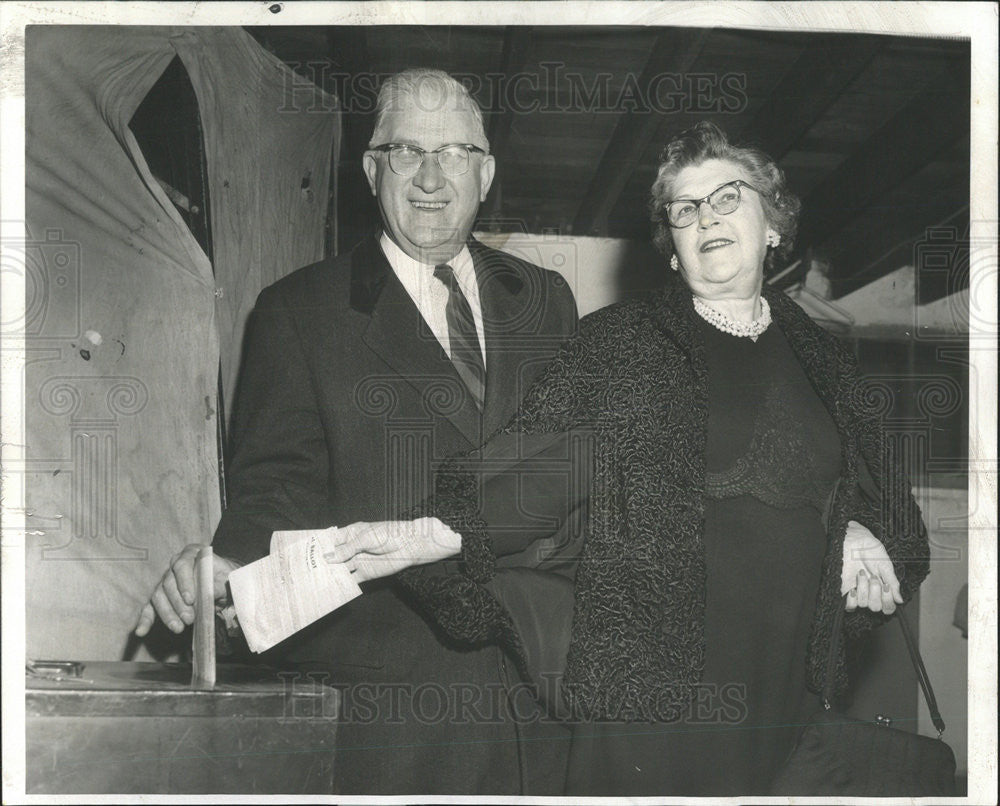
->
<box><xmin>649</xmin><ymin>121</ymin><xmax>801</xmax><ymax>275</ymax></box>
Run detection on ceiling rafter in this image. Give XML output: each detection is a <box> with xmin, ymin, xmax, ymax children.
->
<box><xmin>829</xmin><ymin>148</ymin><xmax>969</xmax><ymax>300</ymax></box>
<box><xmin>736</xmin><ymin>34</ymin><xmax>883</xmax><ymax>160</ymax></box>
<box><xmin>791</xmin><ymin>56</ymin><xmax>969</xmax><ymax>286</ymax></box>
<box><xmin>572</xmin><ymin>28</ymin><xmax>710</xmax><ymax>236</ymax></box>
<box><xmin>484</xmin><ymin>26</ymin><xmax>534</xmax><ymax>223</ymax></box>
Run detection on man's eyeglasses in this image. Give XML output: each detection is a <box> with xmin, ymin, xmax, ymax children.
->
<box><xmin>370</xmin><ymin>143</ymin><xmax>487</xmax><ymax>178</ymax></box>
<box><xmin>665</xmin><ymin>180</ymin><xmax>761</xmax><ymax>228</ymax></box>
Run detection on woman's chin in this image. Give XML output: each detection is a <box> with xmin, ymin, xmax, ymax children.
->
<box><xmin>689</xmin><ymin>273</ymin><xmax>746</xmax><ymax>295</ymax></box>
<box><xmin>688</xmin><ymin>264</ymin><xmax>762</xmax><ymax>294</ymax></box>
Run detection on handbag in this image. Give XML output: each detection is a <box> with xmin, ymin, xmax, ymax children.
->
<box><xmin>770</xmin><ymin>596</ymin><xmax>957</xmax><ymax>796</ymax></box>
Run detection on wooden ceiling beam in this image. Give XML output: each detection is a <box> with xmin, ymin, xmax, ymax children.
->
<box><xmin>792</xmin><ymin>56</ymin><xmax>970</xmax><ymax>274</ymax></box>
<box><xmin>737</xmin><ymin>34</ymin><xmax>883</xmax><ymax>160</ymax></box>
<box><xmin>832</xmin><ymin>201</ymin><xmax>969</xmax><ymax>300</ymax></box>
<box><xmin>487</xmin><ymin>26</ymin><xmax>534</xmax><ymax>157</ymax></box>
<box><xmin>572</xmin><ymin>28</ymin><xmax>710</xmax><ymax>236</ymax></box>
<box><xmin>484</xmin><ymin>27</ymin><xmax>534</xmax><ymax>223</ymax></box>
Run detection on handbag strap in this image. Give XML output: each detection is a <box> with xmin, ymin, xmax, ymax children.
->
<box><xmin>896</xmin><ymin>602</ymin><xmax>947</xmax><ymax>737</ymax></box>
<box><xmin>822</xmin><ymin>594</ymin><xmax>947</xmax><ymax>737</ymax></box>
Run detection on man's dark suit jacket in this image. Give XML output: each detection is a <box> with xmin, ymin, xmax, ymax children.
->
<box><xmin>213</xmin><ymin>235</ymin><xmax>578</xmax><ymax>795</ymax></box>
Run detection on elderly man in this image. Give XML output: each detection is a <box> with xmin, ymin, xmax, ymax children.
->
<box><xmin>135</xmin><ymin>69</ymin><xmax>577</xmax><ymax>794</ymax></box>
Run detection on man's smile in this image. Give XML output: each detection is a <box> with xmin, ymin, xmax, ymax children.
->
<box><xmin>410</xmin><ymin>200</ymin><xmax>449</xmax><ymax>211</ymax></box>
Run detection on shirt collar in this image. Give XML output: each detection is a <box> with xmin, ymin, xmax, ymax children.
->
<box><xmin>379</xmin><ymin>232</ymin><xmax>477</xmax><ymax>297</ymax></box>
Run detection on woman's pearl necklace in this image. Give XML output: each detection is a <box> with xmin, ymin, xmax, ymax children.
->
<box><xmin>692</xmin><ymin>295</ymin><xmax>771</xmax><ymax>341</ymax></box>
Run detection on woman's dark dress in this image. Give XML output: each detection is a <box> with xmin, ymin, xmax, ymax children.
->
<box><xmin>565</xmin><ymin>318</ymin><xmax>843</xmax><ymax>796</ymax></box>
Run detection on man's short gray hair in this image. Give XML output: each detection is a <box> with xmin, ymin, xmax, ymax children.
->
<box><xmin>368</xmin><ymin>68</ymin><xmax>489</xmax><ymax>152</ymax></box>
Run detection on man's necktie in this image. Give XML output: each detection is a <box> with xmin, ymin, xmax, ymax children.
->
<box><xmin>433</xmin><ymin>263</ymin><xmax>485</xmax><ymax>411</ymax></box>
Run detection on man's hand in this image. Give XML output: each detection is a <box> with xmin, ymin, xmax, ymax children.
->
<box><xmin>324</xmin><ymin>518</ymin><xmax>461</xmax><ymax>583</ymax></box>
<box><xmin>841</xmin><ymin>521</ymin><xmax>904</xmax><ymax>614</ymax></box>
<box><xmin>134</xmin><ymin>544</ymin><xmax>239</xmax><ymax>636</ymax></box>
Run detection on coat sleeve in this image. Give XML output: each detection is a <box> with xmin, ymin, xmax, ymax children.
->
<box><xmin>842</xmin><ymin>440</ymin><xmax>931</xmax><ymax>639</ymax></box>
<box><xmin>212</xmin><ymin>283</ymin><xmax>332</xmax><ymax>566</ymax></box>
<box><xmin>397</xmin><ymin>312</ymin><xmax>615</xmax><ymax>649</ymax></box>
<box><xmin>838</xmin><ymin>343</ymin><xmax>931</xmax><ymax>637</ymax></box>
<box><xmin>805</xmin><ymin>330</ymin><xmax>932</xmax><ymax>696</ymax></box>
<box><xmin>397</xmin><ymin>428</ymin><xmax>593</xmax><ymax>650</ymax></box>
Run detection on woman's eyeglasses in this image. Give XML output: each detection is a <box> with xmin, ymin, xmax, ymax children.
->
<box><xmin>369</xmin><ymin>143</ymin><xmax>486</xmax><ymax>177</ymax></box>
<box><xmin>665</xmin><ymin>180</ymin><xmax>761</xmax><ymax>228</ymax></box>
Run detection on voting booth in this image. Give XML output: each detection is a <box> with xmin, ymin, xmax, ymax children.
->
<box><xmin>21</xmin><ymin>26</ymin><xmax>340</xmax><ymax>794</ymax></box>
<box><xmin>26</xmin><ymin>661</ymin><xmax>340</xmax><ymax>795</ymax></box>
<box><xmin>23</xmin><ymin>25</ymin><xmax>338</xmax><ymax>662</ymax></box>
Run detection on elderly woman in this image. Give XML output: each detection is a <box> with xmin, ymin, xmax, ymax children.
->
<box><xmin>336</xmin><ymin>122</ymin><xmax>930</xmax><ymax>795</ymax></box>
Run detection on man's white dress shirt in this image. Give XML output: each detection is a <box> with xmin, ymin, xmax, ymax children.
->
<box><xmin>379</xmin><ymin>232</ymin><xmax>487</xmax><ymax>365</ymax></box>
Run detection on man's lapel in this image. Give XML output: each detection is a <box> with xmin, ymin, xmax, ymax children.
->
<box><xmin>352</xmin><ymin>236</ymin><xmax>483</xmax><ymax>447</ymax></box>
<box><xmin>472</xmin><ymin>241</ymin><xmax>538</xmax><ymax>438</ymax></box>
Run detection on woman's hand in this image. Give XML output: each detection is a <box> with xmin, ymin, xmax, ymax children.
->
<box><xmin>841</xmin><ymin>521</ymin><xmax>904</xmax><ymax>614</ymax></box>
<box><xmin>323</xmin><ymin>517</ymin><xmax>462</xmax><ymax>583</ymax></box>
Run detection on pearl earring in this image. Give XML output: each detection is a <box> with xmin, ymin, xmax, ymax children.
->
<box><xmin>670</xmin><ymin>254</ymin><xmax>679</xmax><ymax>271</ymax></box>
<box><xmin>767</xmin><ymin>232</ymin><xmax>781</xmax><ymax>248</ymax></box>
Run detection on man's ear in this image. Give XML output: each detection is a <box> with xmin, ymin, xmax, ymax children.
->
<box><xmin>362</xmin><ymin>152</ymin><xmax>379</xmax><ymax>196</ymax></box>
<box><xmin>479</xmin><ymin>155</ymin><xmax>496</xmax><ymax>202</ymax></box>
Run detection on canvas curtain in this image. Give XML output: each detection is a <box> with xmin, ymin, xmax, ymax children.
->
<box><xmin>24</xmin><ymin>25</ymin><xmax>337</xmax><ymax>660</ymax></box>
